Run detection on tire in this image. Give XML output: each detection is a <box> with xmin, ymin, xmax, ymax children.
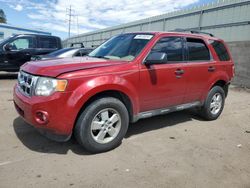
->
<box><xmin>74</xmin><ymin>97</ymin><xmax>129</xmax><ymax>153</ymax></box>
<box><xmin>199</xmin><ymin>86</ymin><xmax>225</xmax><ymax>120</ymax></box>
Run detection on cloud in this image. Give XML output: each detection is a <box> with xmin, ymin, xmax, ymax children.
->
<box><xmin>10</xmin><ymin>4</ymin><xmax>23</xmax><ymax>11</ymax></box>
<box><xmin>0</xmin><ymin>0</ymin><xmax>199</xmax><ymax>38</ymax></box>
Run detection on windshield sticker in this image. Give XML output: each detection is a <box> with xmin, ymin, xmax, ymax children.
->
<box><xmin>134</xmin><ymin>35</ymin><xmax>153</xmax><ymax>40</ymax></box>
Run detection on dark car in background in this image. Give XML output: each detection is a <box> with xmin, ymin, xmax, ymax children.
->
<box><xmin>0</xmin><ymin>34</ymin><xmax>61</xmax><ymax>72</ymax></box>
<box><xmin>31</xmin><ymin>47</ymin><xmax>93</xmax><ymax>61</ymax></box>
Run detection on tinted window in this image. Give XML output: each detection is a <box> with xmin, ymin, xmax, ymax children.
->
<box><xmin>9</xmin><ymin>37</ymin><xmax>34</xmax><ymax>50</ymax></box>
<box><xmin>151</xmin><ymin>37</ymin><xmax>183</xmax><ymax>62</ymax></box>
<box><xmin>74</xmin><ymin>51</ymin><xmax>82</xmax><ymax>57</ymax></box>
<box><xmin>39</xmin><ymin>37</ymin><xmax>57</xmax><ymax>49</ymax></box>
<box><xmin>187</xmin><ymin>38</ymin><xmax>210</xmax><ymax>61</ymax></box>
<box><xmin>210</xmin><ymin>40</ymin><xmax>230</xmax><ymax>61</ymax></box>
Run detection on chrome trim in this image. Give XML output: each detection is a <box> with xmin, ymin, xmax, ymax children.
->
<box><xmin>17</xmin><ymin>71</ymin><xmax>38</xmax><ymax>97</ymax></box>
<box><xmin>141</xmin><ymin>112</ymin><xmax>153</xmax><ymax>118</ymax></box>
<box><xmin>137</xmin><ymin>101</ymin><xmax>202</xmax><ymax>120</ymax></box>
<box><xmin>161</xmin><ymin>109</ymin><xmax>170</xmax><ymax>113</ymax></box>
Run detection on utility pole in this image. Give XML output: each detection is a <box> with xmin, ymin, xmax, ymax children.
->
<box><xmin>66</xmin><ymin>5</ymin><xmax>73</xmax><ymax>38</ymax></box>
<box><xmin>76</xmin><ymin>15</ymin><xmax>79</xmax><ymax>35</ymax></box>
<box><xmin>66</xmin><ymin>5</ymin><xmax>78</xmax><ymax>39</ymax></box>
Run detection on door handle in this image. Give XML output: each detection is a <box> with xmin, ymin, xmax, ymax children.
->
<box><xmin>208</xmin><ymin>66</ymin><xmax>216</xmax><ymax>72</ymax></box>
<box><xmin>175</xmin><ymin>69</ymin><xmax>185</xmax><ymax>75</ymax></box>
<box><xmin>175</xmin><ymin>69</ymin><xmax>184</xmax><ymax>78</ymax></box>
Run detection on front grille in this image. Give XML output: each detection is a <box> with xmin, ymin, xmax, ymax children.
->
<box><xmin>18</xmin><ymin>71</ymin><xmax>38</xmax><ymax>97</ymax></box>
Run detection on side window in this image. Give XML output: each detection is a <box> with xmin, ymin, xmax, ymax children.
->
<box><xmin>210</xmin><ymin>40</ymin><xmax>230</xmax><ymax>61</ymax></box>
<box><xmin>187</xmin><ymin>38</ymin><xmax>210</xmax><ymax>61</ymax></box>
<box><xmin>80</xmin><ymin>50</ymin><xmax>90</xmax><ymax>56</ymax></box>
<box><xmin>39</xmin><ymin>37</ymin><xmax>57</xmax><ymax>49</ymax></box>
<box><xmin>9</xmin><ymin>37</ymin><xmax>34</xmax><ymax>50</ymax></box>
<box><xmin>75</xmin><ymin>50</ymin><xmax>89</xmax><ymax>57</ymax></box>
<box><xmin>74</xmin><ymin>51</ymin><xmax>82</xmax><ymax>57</ymax></box>
<box><xmin>151</xmin><ymin>37</ymin><xmax>183</xmax><ymax>62</ymax></box>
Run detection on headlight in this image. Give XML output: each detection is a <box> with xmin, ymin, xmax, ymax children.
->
<box><xmin>35</xmin><ymin>77</ymin><xmax>67</xmax><ymax>96</ymax></box>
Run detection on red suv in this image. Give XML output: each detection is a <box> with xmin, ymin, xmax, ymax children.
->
<box><xmin>13</xmin><ymin>31</ymin><xmax>234</xmax><ymax>153</ymax></box>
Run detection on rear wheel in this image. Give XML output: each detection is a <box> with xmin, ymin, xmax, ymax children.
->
<box><xmin>199</xmin><ymin>86</ymin><xmax>225</xmax><ymax>120</ymax></box>
<box><xmin>74</xmin><ymin>97</ymin><xmax>129</xmax><ymax>153</ymax></box>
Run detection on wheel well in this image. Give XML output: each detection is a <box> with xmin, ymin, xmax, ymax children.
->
<box><xmin>211</xmin><ymin>80</ymin><xmax>229</xmax><ymax>97</ymax></box>
<box><xmin>75</xmin><ymin>90</ymin><xmax>134</xmax><ymax>125</ymax></box>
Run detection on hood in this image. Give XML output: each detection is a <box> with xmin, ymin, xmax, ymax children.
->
<box><xmin>22</xmin><ymin>57</ymin><xmax>128</xmax><ymax>77</ymax></box>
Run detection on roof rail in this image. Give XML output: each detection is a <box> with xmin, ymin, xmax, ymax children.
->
<box><xmin>70</xmin><ymin>42</ymin><xmax>84</xmax><ymax>48</ymax></box>
<box><xmin>171</xmin><ymin>29</ymin><xmax>214</xmax><ymax>37</ymax></box>
<box><xmin>190</xmin><ymin>30</ymin><xmax>214</xmax><ymax>37</ymax></box>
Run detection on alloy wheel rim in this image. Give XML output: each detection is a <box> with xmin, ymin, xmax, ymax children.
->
<box><xmin>210</xmin><ymin>93</ymin><xmax>222</xmax><ymax>115</ymax></box>
<box><xmin>90</xmin><ymin>108</ymin><xmax>121</xmax><ymax>144</ymax></box>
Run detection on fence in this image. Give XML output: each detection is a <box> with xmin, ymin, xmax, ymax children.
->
<box><xmin>63</xmin><ymin>0</ymin><xmax>250</xmax><ymax>47</ymax></box>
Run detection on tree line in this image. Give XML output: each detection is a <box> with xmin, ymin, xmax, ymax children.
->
<box><xmin>0</xmin><ymin>9</ymin><xmax>7</xmax><ymax>23</ymax></box>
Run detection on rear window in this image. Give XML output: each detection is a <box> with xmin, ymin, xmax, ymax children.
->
<box><xmin>39</xmin><ymin>37</ymin><xmax>57</xmax><ymax>49</ymax></box>
<box><xmin>187</xmin><ymin>38</ymin><xmax>210</xmax><ymax>61</ymax></box>
<box><xmin>210</xmin><ymin>40</ymin><xmax>230</xmax><ymax>61</ymax></box>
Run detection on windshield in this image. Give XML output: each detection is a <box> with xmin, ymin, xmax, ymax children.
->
<box><xmin>47</xmin><ymin>48</ymin><xmax>76</xmax><ymax>57</ymax></box>
<box><xmin>88</xmin><ymin>33</ymin><xmax>154</xmax><ymax>61</ymax></box>
<box><xmin>0</xmin><ymin>36</ymin><xmax>14</xmax><ymax>45</ymax></box>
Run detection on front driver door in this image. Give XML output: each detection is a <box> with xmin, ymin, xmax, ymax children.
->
<box><xmin>139</xmin><ymin>36</ymin><xmax>187</xmax><ymax>112</ymax></box>
<box><xmin>4</xmin><ymin>36</ymin><xmax>35</xmax><ymax>69</ymax></box>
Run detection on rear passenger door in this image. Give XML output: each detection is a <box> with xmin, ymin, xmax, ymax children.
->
<box><xmin>182</xmin><ymin>37</ymin><xmax>215</xmax><ymax>103</ymax></box>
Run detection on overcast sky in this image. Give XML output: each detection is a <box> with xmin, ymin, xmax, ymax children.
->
<box><xmin>0</xmin><ymin>0</ymin><xmax>215</xmax><ymax>39</ymax></box>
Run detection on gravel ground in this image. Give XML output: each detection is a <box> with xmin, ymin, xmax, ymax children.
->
<box><xmin>0</xmin><ymin>73</ymin><xmax>250</xmax><ymax>188</ymax></box>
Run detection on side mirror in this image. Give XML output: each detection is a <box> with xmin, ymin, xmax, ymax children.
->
<box><xmin>4</xmin><ymin>44</ymin><xmax>11</xmax><ymax>51</ymax></box>
<box><xmin>144</xmin><ymin>51</ymin><xmax>168</xmax><ymax>65</ymax></box>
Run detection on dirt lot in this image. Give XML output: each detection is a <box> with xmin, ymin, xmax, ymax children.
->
<box><xmin>0</xmin><ymin>73</ymin><xmax>250</xmax><ymax>188</ymax></box>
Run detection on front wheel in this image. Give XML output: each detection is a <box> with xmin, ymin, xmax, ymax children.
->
<box><xmin>199</xmin><ymin>86</ymin><xmax>225</xmax><ymax>120</ymax></box>
<box><xmin>74</xmin><ymin>97</ymin><xmax>129</xmax><ymax>153</ymax></box>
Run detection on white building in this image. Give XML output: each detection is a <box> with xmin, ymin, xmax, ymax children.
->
<box><xmin>0</xmin><ymin>23</ymin><xmax>51</xmax><ymax>40</ymax></box>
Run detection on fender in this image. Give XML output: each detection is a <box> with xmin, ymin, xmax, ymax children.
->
<box><xmin>201</xmin><ymin>69</ymin><xmax>230</xmax><ymax>100</ymax></box>
<box><xmin>67</xmin><ymin>74</ymin><xmax>140</xmax><ymax>123</ymax></box>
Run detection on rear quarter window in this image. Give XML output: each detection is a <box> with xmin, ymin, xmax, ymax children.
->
<box><xmin>38</xmin><ymin>37</ymin><xmax>58</xmax><ymax>49</ymax></box>
<box><xmin>210</xmin><ymin>40</ymin><xmax>230</xmax><ymax>61</ymax></box>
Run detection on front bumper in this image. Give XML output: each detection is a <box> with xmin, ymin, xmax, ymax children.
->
<box><xmin>13</xmin><ymin>84</ymin><xmax>76</xmax><ymax>141</ymax></box>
